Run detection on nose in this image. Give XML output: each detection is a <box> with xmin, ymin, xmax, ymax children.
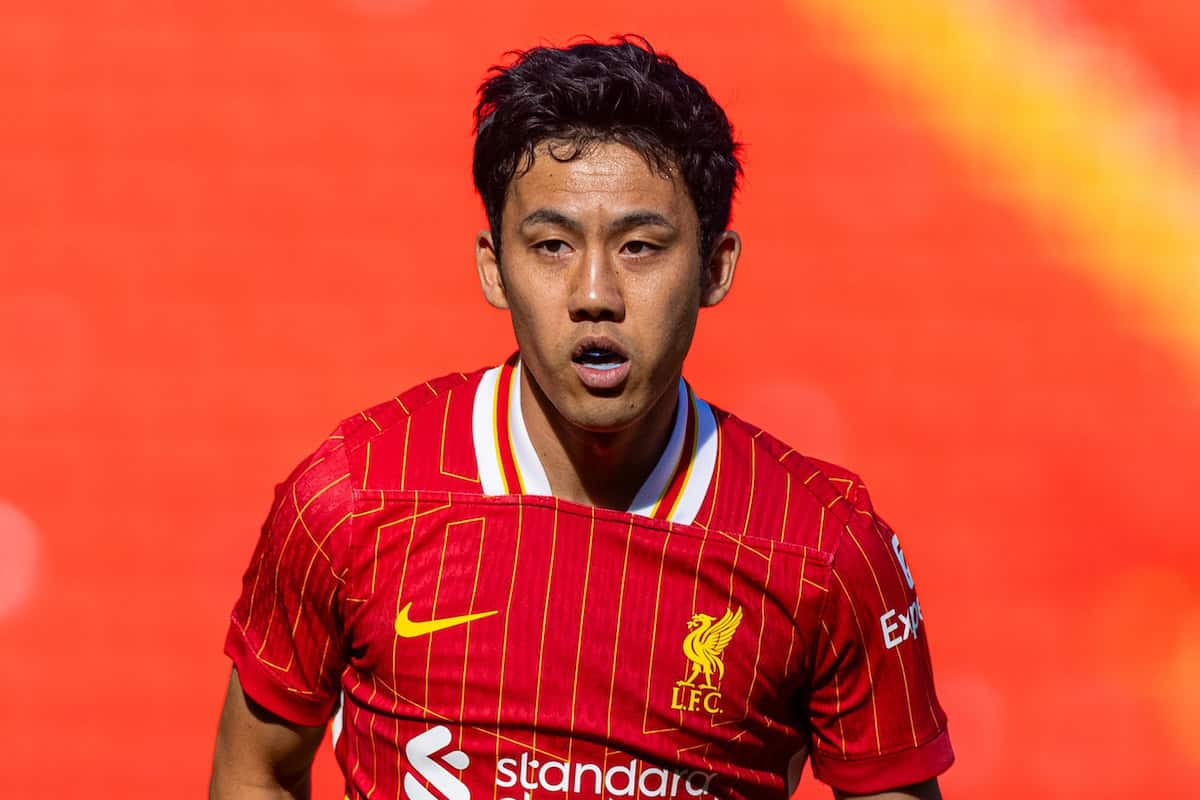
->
<box><xmin>567</xmin><ymin>247</ymin><xmax>625</xmax><ymax>323</ymax></box>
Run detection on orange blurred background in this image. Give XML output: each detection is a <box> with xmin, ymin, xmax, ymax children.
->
<box><xmin>2</xmin><ymin>1</ymin><xmax>1199</xmax><ymax>797</ymax></box>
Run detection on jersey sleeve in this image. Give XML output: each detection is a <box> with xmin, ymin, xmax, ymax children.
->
<box><xmin>224</xmin><ymin>433</ymin><xmax>354</xmax><ymax>727</ymax></box>
<box><xmin>805</xmin><ymin>480</ymin><xmax>953</xmax><ymax>794</ymax></box>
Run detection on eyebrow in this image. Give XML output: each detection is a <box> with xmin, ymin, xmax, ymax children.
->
<box><xmin>520</xmin><ymin>208</ymin><xmax>581</xmax><ymax>233</ymax></box>
<box><xmin>611</xmin><ymin>211</ymin><xmax>677</xmax><ymax>233</ymax></box>
<box><xmin>518</xmin><ymin>208</ymin><xmax>678</xmax><ymax>235</ymax></box>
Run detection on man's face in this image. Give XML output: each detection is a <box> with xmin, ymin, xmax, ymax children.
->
<box><xmin>476</xmin><ymin>140</ymin><xmax>738</xmax><ymax>434</ymax></box>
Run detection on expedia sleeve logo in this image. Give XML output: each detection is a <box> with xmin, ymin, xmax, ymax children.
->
<box><xmin>497</xmin><ymin>754</ymin><xmax>717</xmax><ymax>798</ymax></box>
<box><xmin>670</xmin><ymin>607</ymin><xmax>743</xmax><ymax>714</ymax></box>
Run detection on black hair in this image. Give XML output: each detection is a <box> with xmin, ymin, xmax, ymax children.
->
<box><xmin>472</xmin><ymin>36</ymin><xmax>742</xmax><ymax>260</ymax></box>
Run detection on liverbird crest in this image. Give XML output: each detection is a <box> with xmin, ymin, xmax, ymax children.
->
<box><xmin>679</xmin><ymin>607</ymin><xmax>743</xmax><ymax>690</ymax></box>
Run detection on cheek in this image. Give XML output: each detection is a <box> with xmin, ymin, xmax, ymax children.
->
<box><xmin>637</xmin><ymin>276</ymin><xmax>701</xmax><ymax>353</ymax></box>
<box><xmin>502</xmin><ymin>281</ymin><xmax>562</xmax><ymax>346</ymax></box>
<box><xmin>656</xmin><ymin>272</ymin><xmax>702</xmax><ymax>323</ymax></box>
<box><xmin>665</xmin><ymin>303</ymin><xmax>701</xmax><ymax>354</ymax></box>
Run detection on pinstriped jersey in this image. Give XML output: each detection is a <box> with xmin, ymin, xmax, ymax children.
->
<box><xmin>225</xmin><ymin>356</ymin><xmax>953</xmax><ymax>798</ymax></box>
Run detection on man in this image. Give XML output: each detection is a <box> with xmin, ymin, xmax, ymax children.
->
<box><xmin>211</xmin><ymin>38</ymin><xmax>953</xmax><ymax>800</ymax></box>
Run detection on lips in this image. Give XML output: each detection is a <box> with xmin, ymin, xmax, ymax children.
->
<box><xmin>571</xmin><ymin>336</ymin><xmax>631</xmax><ymax>390</ymax></box>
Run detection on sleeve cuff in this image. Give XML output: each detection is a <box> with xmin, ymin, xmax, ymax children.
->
<box><xmin>224</xmin><ymin>624</ymin><xmax>337</xmax><ymax>728</ymax></box>
<box><xmin>810</xmin><ymin>727</ymin><xmax>954</xmax><ymax>795</ymax></box>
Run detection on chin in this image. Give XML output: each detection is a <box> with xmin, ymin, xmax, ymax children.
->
<box><xmin>561</xmin><ymin>395</ymin><xmax>643</xmax><ymax>435</ymax></box>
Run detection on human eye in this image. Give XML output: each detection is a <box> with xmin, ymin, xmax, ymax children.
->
<box><xmin>621</xmin><ymin>240</ymin><xmax>662</xmax><ymax>258</ymax></box>
<box><xmin>532</xmin><ymin>239</ymin><xmax>572</xmax><ymax>257</ymax></box>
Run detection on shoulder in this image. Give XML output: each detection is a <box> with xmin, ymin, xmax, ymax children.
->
<box><xmin>702</xmin><ymin>404</ymin><xmax>882</xmax><ymax>561</ymax></box>
<box><xmin>332</xmin><ymin>369</ymin><xmax>478</xmax><ymax>450</ymax></box>
<box><xmin>262</xmin><ymin>367</ymin><xmax>488</xmax><ymax>544</ymax></box>
<box><xmin>323</xmin><ymin>367</ymin><xmax>488</xmax><ymax>493</ymax></box>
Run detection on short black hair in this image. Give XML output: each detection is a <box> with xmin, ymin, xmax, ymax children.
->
<box><xmin>473</xmin><ymin>36</ymin><xmax>742</xmax><ymax>260</ymax></box>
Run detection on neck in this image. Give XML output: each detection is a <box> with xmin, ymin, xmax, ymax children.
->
<box><xmin>519</xmin><ymin>366</ymin><xmax>680</xmax><ymax>511</ymax></box>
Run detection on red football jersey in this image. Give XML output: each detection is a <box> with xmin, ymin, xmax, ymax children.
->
<box><xmin>225</xmin><ymin>356</ymin><xmax>953</xmax><ymax>798</ymax></box>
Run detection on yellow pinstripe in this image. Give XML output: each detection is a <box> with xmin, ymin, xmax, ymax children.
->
<box><xmin>399</xmin><ymin>417</ymin><xmax>411</xmax><ymax>491</ymax></box>
<box><xmin>244</xmin><ymin>456</ymin><xmax>329</xmax><ymax>630</ymax></box>
<box><xmin>832</xmin><ymin>568</ymin><xmax>881</xmax><ymax>754</ymax></box>
<box><xmin>603</xmin><ymin>519</ymin><xmax>635</xmax><ymax>750</ymax></box>
<box><xmin>254</xmin><ymin>471</ymin><xmax>350</xmax><ymax>665</ymax></box>
<box><xmin>566</xmin><ymin>508</ymin><xmax>597</xmax><ymax>768</ymax></box>
<box><xmin>819</xmin><ymin>619</ymin><xmax>846</xmax><ymax>755</ymax></box>
<box><xmin>360</xmin><ymin>410</ymin><xmax>382</xmax><ymax>432</ymax></box>
<box><xmin>782</xmin><ymin>549</ymin><xmax>808</xmax><ymax>704</ymax></box>
<box><xmin>842</xmin><ymin>523</ymin><xmax>918</xmax><ymax>746</ymax></box>
<box><xmin>457</xmin><ymin>517</ymin><xmax>489</xmax><ymax>747</ymax></box>
<box><xmin>424</xmin><ymin>518</ymin><xmax>484</xmax><ymax>709</ymax></box>
<box><xmin>492</xmin><ymin>498</ymin><xmax>525</xmax><ymax>799</ymax></box>
<box><xmin>779</xmin><ymin>477</ymin><xmax>792</xmax><ymax>542</ymax></box>
<box><xmin>530</xmin><ymin>498</ymin><xmax>561</xmax><ymax>754</ymax></box>
<box><xmin>719</xmin><ymin>544</ymin><xmax>772</xmax><ymax>730</ymax></box>
<box><xmin>361</xmin><ymin>441</ymin><xmax>372</xmax><ymax>490</ymax></box>
<box><xmin>642</xmin><ymin>525</ymin><xmax>679</xmax><ymax>736</ymax></box>
<box><xmin>439</xmin><ymin>389</ymin><xmax>480</xmax><ymax>483</ymax></box>
<box><xmin>702</xmin><ymin>424</ymin><xmax>724</xmax><ymax>531</ymax></box>
<box><xmin>365</xmin><ymin>674</ymin><xmax>379</xmax><ymax>797</ymax></box>
<box><xmin>387</xmin><ymin>496</ymin><xmax>427</xmax><ymax>727</ymax></box>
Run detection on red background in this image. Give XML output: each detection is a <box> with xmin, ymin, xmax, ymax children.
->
<box><xmin>2</xmin><ymin>2</ymin><xmax>1198</xmax><ymax>797</ymax></box>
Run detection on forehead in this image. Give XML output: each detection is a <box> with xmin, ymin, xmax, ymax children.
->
<box><xmin>506</xmin><ymin>141</ymin><xmax>696</xmax><ymax>224</ymax></box>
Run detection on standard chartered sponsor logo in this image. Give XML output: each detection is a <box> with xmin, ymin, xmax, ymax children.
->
<box><xmin>402</xmin><ymin>725</ymin><xmax>716</xmax><ymax>800</ymax></box>
<box><xmin>404</xmin><ymin>726</ymin><xmax>471</xmax><ymax>800</ymax></box>
<box><xmin>496</xmin><ymin>752</ymin><xmax>716</xmax><ymax>799</ymax></box>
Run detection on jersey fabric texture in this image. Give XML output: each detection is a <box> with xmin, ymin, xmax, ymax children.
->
<box><xmin>225</xmin><ymin>357</ymin><xmax>953</xmax><ymax>798</ymax></box>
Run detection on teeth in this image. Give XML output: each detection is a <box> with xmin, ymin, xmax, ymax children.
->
<box><xmin>575</xmin><ymin>347</ymin><xmax>626</xmax><ymax>367</ymax></box>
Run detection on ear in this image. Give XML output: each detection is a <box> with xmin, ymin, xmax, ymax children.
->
<box><xmin>475</xmin><ymin>229</ymin><xmax>509</xmax><ymax>310</ymax></box>
<box><xmin>700</xmin><ymin>230</ymin><xmax>740</xmax><ymax>308</ymax></box>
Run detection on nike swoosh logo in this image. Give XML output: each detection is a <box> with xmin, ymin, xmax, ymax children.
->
<box><xmin>394</xmin><ymin>602</ymin><xmax>497</xmax><ymax>638</ymax></box>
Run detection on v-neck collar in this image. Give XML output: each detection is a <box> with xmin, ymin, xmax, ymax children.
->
<box><xmin>471</xmin><ymin>355</ymin><xmax>717</xmax><ymax>526</ymax></box>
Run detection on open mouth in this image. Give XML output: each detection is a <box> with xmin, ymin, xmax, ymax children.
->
<box><xmin>572</xmin><ymin>347</ymin><xmax>628</xmax><ymax>370</ymax></box>
<box><xmin>571</xmin><ymin>338</ymin><xmax>629</xmax><ymax>370</ymax></box>
<box><xmin>571</xmin><ymin>338</ymin><xmax>631</xmax><ymax>389</ymax></box>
